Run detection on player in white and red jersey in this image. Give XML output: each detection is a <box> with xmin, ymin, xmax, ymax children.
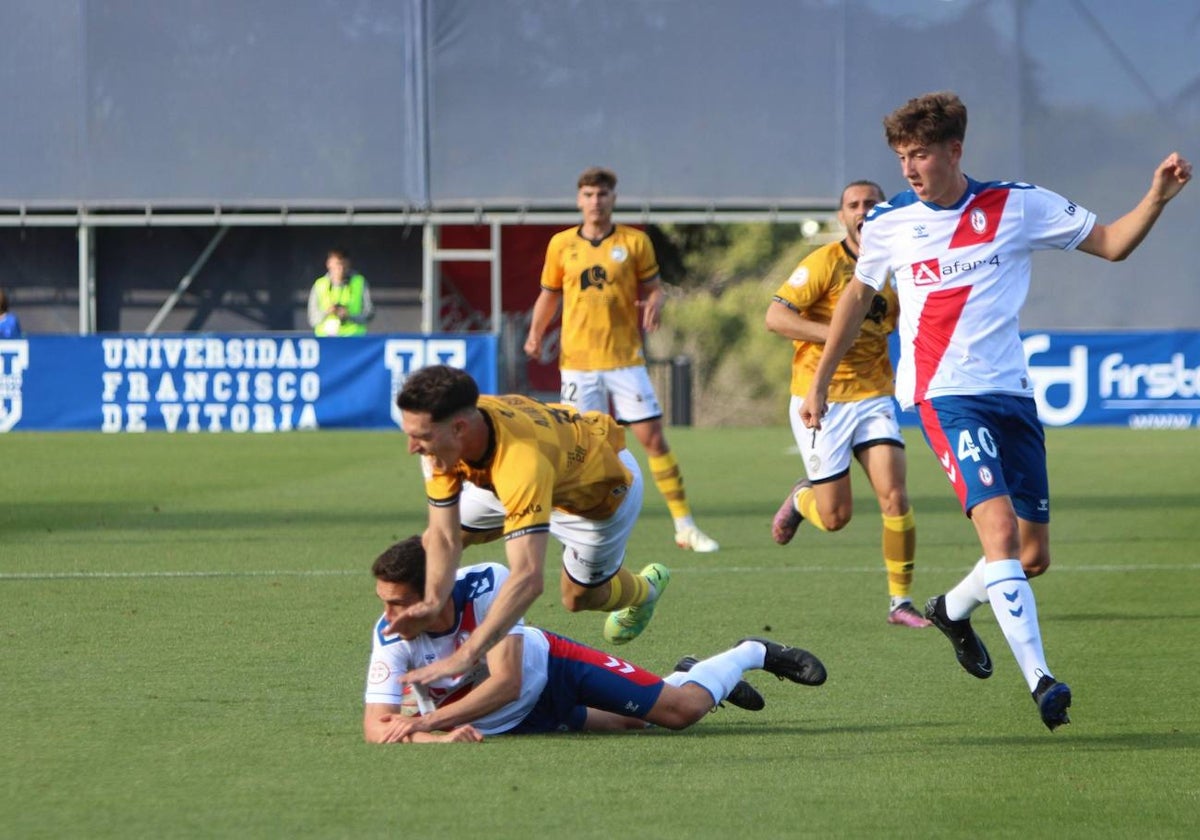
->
<box><xmin>362</xmin><ymin>536</ymin><xmax>828</xmax><ymax>743</ymax></box>
<box><xmin>801</xmin><ymin>91</ymin><xmax>1191</xmax><ymax>731</ymax></box>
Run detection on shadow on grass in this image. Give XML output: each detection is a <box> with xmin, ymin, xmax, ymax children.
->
<box><xmin>1050</xmin><ymin>612</ymin><xmax>1200</xmax><ymax>623</ymax></box>
<box><xmin>961</xmin><ymin>731</ymin><xmax>1200</xmax><ymax>750</ymax></box>
<box><xmin>1</xmin><ymin>501</ymin><xmax>407</xmax><ymax>536</ymax></box>
<box><xmin>533</xmin><ymin>721</ymin><xmax>949</xmax><ymax>740</ymax></box>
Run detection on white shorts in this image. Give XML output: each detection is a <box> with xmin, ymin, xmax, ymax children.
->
<box><xmin>789</xmin><ymin>394</ymin><xmax>904</xmax><ymax>482</ymax></box>
<box><xmin>560</xmin><ymin>366</ymin><xmax>663</xmax><ymax>424</ymax></box>
<box><xmin>458</xmin><ymin>448</ymin><xmax>645</xmax><ymax>587</ymax></box>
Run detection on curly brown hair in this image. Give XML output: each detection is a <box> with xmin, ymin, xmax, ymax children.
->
<box><xmin>883</xmin><ymin>91</ymin><xmax>967</xmax><ymax>149</ymax></box>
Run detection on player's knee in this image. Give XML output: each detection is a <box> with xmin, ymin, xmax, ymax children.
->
<box><xmin>878</xmin><ymin>490</ymin><xmax>909</xmax><ymax>518</ymax></box>
<box><xmin>821</xmin><ymin>506</ymin><xmax>852</xmax><ymax>531</ymax></box>
<box><xmin>1022</xmin><ymin>552</ymin><xmax>1050</xmax><ymax>578</ymax></box>
<box><xmin>560</xmin><ymin>592</ymin><xmax>588</xmax><ymax>612</ymax></box>
<box><xmin>652</xmin><ymin>702</ymin><xmax>704</xmax><ymax>730</ymax></box>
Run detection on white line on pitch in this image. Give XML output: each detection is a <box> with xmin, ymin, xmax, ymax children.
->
<box><xmin>0</xmin><ymin>569</ymin><xmax>361</xmax><ymax>581</ymax></box>
<box><xmin>2</xmin><ymin>563</ymin><xmax>1197</xmax><ymax>581</ymax></box>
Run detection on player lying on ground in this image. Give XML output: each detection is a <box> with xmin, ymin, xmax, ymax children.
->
<box><xmin>362</xmin><ymin>536</ymin><xmax>827</xmax><ymax>743</ymax></box>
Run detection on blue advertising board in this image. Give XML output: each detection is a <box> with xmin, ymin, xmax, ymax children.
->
<box><xmin>1021</xmin><ymin>331</ymin><xmax>1200</xmax><ymax>429</ymax></box>
<box><xmin>0</xmin><ymin>333</ymin><xmax>497</xmax><ymax>432</ymax></box>
<box><xmin>2</xmin><ymin>331</ymin><xmax>1199</xmax><ymax>432</ymax></box>
<box><xmin>884</xmin><ymin>330</ymin><xmax>1200</xmax><ymax>429</ymax></box>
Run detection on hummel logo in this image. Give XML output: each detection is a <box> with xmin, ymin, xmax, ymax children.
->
<box><xmin>938</xmin><ymin>450</ymin><xmax>957</xmax><ymax>482</ymax></box>
<box><xmin>603</xmin><ymin>655</ymin><xmax>636</xmax><ymax>674</ymax></box>
<box><xmin>913</xmin><ymin>224</ymin><xmax>928</xmax><ymax>239</ymax></box>
<box><xmin>1003</xmin><ymin>590</ymin><xmax>1019</xmax><ymax>602</ymax></box>
<box><xmin>1009</xmin><ymin>606</ymin><xmax>1024</xmax><ymax>618</ymax></box>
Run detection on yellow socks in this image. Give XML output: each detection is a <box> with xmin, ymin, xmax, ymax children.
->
<box><xmin>598</xmin><ymin>566</ymin><xmax>652</xmax><ymax>611</ymax></box>
<box><xmin>648</xmin><ymin>452</ymin><xmax>691</xmax><ymax>520</ymax></box>
<box><xmin>882</xmin><ymin>509</ymin><xmax>917</xmax><ymax>599</ymax></box>
<box><xmin>797</xmin><ymin>484</ymin><xmax>830</xmax><ymax>532</ymax></box>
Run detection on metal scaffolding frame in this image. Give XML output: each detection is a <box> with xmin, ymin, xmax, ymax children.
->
<box><xmin>0</xmin><ymin>204</ymin><xmax>837</xmax><ymax>335</ymax></box>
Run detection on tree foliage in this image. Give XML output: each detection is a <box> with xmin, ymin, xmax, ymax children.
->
<box><xmin>646</xmin><ymin>223</ymin><xmax>828</xmax><ymax>426</ymax></box>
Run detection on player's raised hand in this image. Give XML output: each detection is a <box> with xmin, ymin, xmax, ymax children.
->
<box><xmin>1153</xmin><ymin>152</ymin><xmax>1192</xmax><ymax>203</ymax></box>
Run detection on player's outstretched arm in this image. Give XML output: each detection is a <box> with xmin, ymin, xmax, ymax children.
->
<box><xmin>399</xmin><ymin>635</ymin><xmax>525</xmax><ymax>739</ymax></box>
<box><xmin>1078</xmin><ymin>152</ymin><xmax>1192</xmax><ymax>262</ymax></box>
<box><xmin>363</xmin><ymin>703</ymin><xmax>406</xmax><ymax>743</ymax></box>
<box><xmin>364</xmin><ymin>704</ymin><xmax>484</xmax><ymax>744</ymax></box>
<box><xmin>403</xmin><ymin>532</ymin><xmax>548</xmax><ymax>687</ymax></box>
<box><xmin>390</xmin><ymin>507</ymin><xmax>462</xmax><ymax>635</ymax></box>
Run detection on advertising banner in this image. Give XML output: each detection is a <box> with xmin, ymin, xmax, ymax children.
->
<box><xmin>1022</xmin><ymin>331</ymin><xmax>1200</xmax><ymax>428</ymax></box>
<box><xmin>0</xmin><ymin>333</ymin><xmax>497</xmax><ymax>432</ymax></box>
<box><xmin>3</xmin><ymin>331</ymin><xmax>1198</xmax><ymax>432</ymax></box>
<box><xmin>885</xmin><ymin>330</ymin><xmax>1200</xmax><ymax>429</ymax></box>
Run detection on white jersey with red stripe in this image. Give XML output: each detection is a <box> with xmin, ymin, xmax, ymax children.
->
<box><xmin>855</xmin><ymin>178</ymin><xmax>1096</xmax><ymax>409</ymax></box>
<box><xmin>363</xmin><ymin>562</ymin><xmax>550</xmax><ymax>735</ymax></box>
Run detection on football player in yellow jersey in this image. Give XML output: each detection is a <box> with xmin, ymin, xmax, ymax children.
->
<box><xmin>524</xmin><ymin>166</ymin><xmax>719</xmax><ymax>554</ymax></box>
<box><xmin>765</xmin><ymin>180</ymin><xmax>930</xmax><ymax>629</ymax></box>
<box><xmin>391</xmin><ymin>364</ymin><xmax>672</xmax><ymax>688</ymax></box>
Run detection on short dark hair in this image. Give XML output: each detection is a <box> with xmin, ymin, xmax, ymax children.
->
<box><xmin>0</xmin><ymin>289</ymin><xmax>9</xmax><ymax>314</ymax></box>
<box><xmin>327</xmin><ymin>247</ymin><xmax>350</xmax><ymax>260</ymax></box>
<box><xmin>371</xmin><ymin>535</ymin><xmax>426</xmax><ymax>590</ymax></box>
<box><xmin>396</xmin><ymin>365</ymin><xmax>480</xmax><ymax>422</ymax></box>
<box><xmin>840</xmin><ymin>180</ymin><xmax>886</xmax><ymax>205</ymax></box>
<box><xmin>577</xmin><ymin>166</ymin><xmax>617</xmax><ymax>190</ymax></box>
<box><xmin>883</xmin><ymin>91</ymin><xmax>967</xmax><ymax>148</ymax></box>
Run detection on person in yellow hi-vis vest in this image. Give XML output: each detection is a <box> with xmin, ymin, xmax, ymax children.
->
<box><xmin>307</xmin><ymin>248</ymin><xmax>375</xmax><ymax>336</ymax></box>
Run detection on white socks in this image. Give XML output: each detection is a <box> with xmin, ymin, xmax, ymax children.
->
<box><xmin>666</xmin><ymin>642</ymin><xmax>763</xmax><ymax>706</ymax></box>
<box><xmin>945</xmin><ymin>556</ymin><xmax>988</xmax><ymax>620</ymax></box>
<box><xmin>984</xmin><ymin>558</ymin><xmax>1051</xmax><ymax>692</ymax></box>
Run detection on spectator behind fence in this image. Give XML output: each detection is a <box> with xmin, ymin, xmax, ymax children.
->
<box><xmin>0</xmin><ymin>289</ymin><xmax>21</xmax><ymax>338</ymax></box>
<box><xmin>307</xmin><ymin>248</ymin><xmax>374</xmax><ymax>336</ymax></box>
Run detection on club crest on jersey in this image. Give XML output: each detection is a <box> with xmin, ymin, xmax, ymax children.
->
<box><xmin>911</xmin><ymin>258</ymin><xmax>941</xmax><ymax>286</ymax></box>
<box><xmin>970</xmin><ymin>207</ymin><xmax>988</xmax><ymax>235</ymax></box>
<box><xmin>787</xmin><ymin>266</ymin><xmax>810</xmax><ymax>287</ymax></box>
<box><xmin>610</xmin><ymin>245</ymin><xmax>628</xmax><ymax>263</ymax></box>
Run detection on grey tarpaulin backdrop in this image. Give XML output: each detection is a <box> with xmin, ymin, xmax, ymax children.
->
<box><xmin>0</xmin><ymin>0</ymin><xmax>1197</xmax><ymax>331</ymax></box>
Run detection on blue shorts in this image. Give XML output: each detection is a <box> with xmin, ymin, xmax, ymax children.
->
<box><xmin>917</xmin><ymin>394</ymin><xmax>1050</xmax><ymax>523</ymax></box>
<box><xmin>508</xmin><ymin>632</ymin><xmax>665</xmax><ymax>734</ymax></box>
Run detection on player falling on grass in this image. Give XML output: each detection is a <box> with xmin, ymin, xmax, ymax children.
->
<box><xmin>524</xmin><ymin>166</ymin><xmax>719</xmax><ymax>554</ymax></box>
<box><xmin>363</xmin><ymin>536</ymin><xmax>827</xmax><ymax>743</ymax></box>
<box><xmin>802</xmin><ymin>90</ymin><xmax>1192</xmax><ymax>730</ymax></box>
<box><xmin>391</xmin><ymin>364</ymin><xmax>672</xmax><ymax>692</ymax></box>
<box><xmin>766</xmin><ymin>180</ymin><xmax>930</xmax><ymax>629</ymax></box>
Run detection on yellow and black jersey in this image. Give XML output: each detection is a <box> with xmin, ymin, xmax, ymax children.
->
<box><xmin>540</xmin><ymin>224</ymin><xmax>659</xmax><ymax>371</ymax></box>
<box><xmin>423</xmin><ymin>394</ymin><xmax>632</xmax><ymax>538</ymax></box>
<box><xmin>773</xmin><ymin>240</ymin><xmax>899</xmax><ymax>402</ymax></box>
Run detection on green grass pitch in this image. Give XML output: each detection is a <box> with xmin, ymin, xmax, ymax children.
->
<box><xmin>2</xmin><ymin>427</ymin><xmax>1198</xmax><ymax>838</ymax></box>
